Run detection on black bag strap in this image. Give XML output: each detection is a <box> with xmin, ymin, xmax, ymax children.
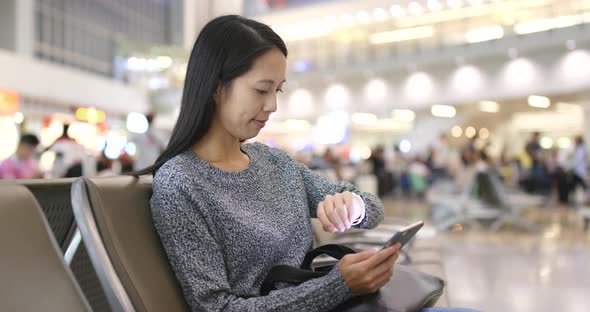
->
<box><xmin>301</xmin><ymin>244</ymin><xmax>356</xmax><ymax>270</ymax></box>
<box><xmin>260</xmin><ymin>244</ymin><xmax>357</xmax><ymax>296</ymax></box>
<box><xmin>260</xmin><ymin>265</ymin><xmax>327</xmax><ymax>296</ymax></box>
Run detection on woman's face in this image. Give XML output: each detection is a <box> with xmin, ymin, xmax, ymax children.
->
<box><xmin>215</xmin><ymin>48</ymin><xmax>287</xmax><ymax>141</ymax></box>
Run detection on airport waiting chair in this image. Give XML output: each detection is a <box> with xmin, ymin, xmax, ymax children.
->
<box><xmin>0</xmin><ymin>184</ymin><xmax>91</xmax><ymax>311</ymax></box>
<box><xmin>2</xmin><ymin>179</ymin><xmax>112</xmax><ymax>312</ymax></box>
<box><xmin>428</xmin><ymin>171</ymin><xmax>507</xmax><ymax>231</ymax></box>
<box><xmin>71</xmin><ymin>176</ymin><xmax>189</xmax><ymax>312</ymax></box>
<box><xmin>476</xmin><ymin>171</ymin><xmax>538</xmax><ymax>233</ymax></box>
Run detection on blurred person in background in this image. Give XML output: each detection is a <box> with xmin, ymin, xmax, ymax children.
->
<box><xmin>460</xmin><ymin>137</ymin><xmax>477</xmax><ymax>166</ymax></box>
<box><xmin>519</xmin><ymin>132</ymin><xmax>552</xmax><ymax>194</ymax></box>
<box><xmin>310</xmin><ymin>147</ymin><xmax>342</xmax><ymax>181</ymax></box>
<box><xmin>566</xmin><ymin>135</ymin><xmax>588</xmax><ymax>204</ymax></box>
<box><xmin>47</xmin><ymin>124</ymin><xmax>86</xmax><ymax>178</ymax></box>
<box><xmin>525</xmin><ymin>132</ymin><xmax>542</xmax><ymax>176</ymax></box>
<box><xmin>544</xmin><ymin>148</ymin><xmax>564</xmax><ymax>203</ymax></box>
<box><xmin>132</xmin><ymin>113</ymin><xmax>167</xmax><ymax>171</ymax></box>
<box><xmin>408</xmin><ymin>155</ymin><xmax>430</xmax><ymax>198</ymax></box>
<box><xmin>370</xmin><ymin>145</ymin><xmax>395</xmax><ymax>197</ymax></box>
<box><xmin>474</xmin><ymin>150</ymin><xmax>488</xmax><ymax>173</ymax></box>
<box><xmin>0</xmin><ymin>134</ymin><xmax>42</xmax><ymax>179</ymax></box>
<box><xmin>430</xmin><ymin>133</ymin><xmax>451</xmax><ymax>180</ymax></box>
<box><xmin>455</xmin><ymin>146</ymin><xmax>478</xmax><ymax>193</ymax></box>
<box><xmin>323</xmin><ymin>147</ymin><xmax>343</xmax><ymax>181</ymax></box>
<box><xmin>96</xmin><ymin>151</ymin><xmax>115</xmax><ymax>176</ymax></box>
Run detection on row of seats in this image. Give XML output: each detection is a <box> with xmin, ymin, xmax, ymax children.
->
<box><xmin>0</xmin><ymin>176</ymin><xmax>189</xmax><ymax>311</ymax></box>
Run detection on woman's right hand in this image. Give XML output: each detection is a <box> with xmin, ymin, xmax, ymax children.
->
<box><xmin>338</xmin><ymin>244</ymin><xmax>401</xmax><ymax>294</ymax></box>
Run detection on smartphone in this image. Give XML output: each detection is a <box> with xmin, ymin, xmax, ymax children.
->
<box><xmin>382</xmin><ymin>220</ymin><xmax>424</xmax><ymax>250</ymax></box>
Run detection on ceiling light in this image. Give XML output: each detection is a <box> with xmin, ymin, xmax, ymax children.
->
<box><xmin>339</xmin><ymin>14</ymin><xmax>355</xmax><ymax>26</ymax></box>
<box><xmin>479</xmin><ymin>128</ymin><xmax>490</xmax><ymax>139</ymax></box>
<box><xmin>369</xmin><ymin>26</ymin><xmax>434</xmax><ymax>44</ymax></box>
<box><xmin>392</xmin><ymin>109</ymin><xmax>416</xmax><ymax>122</ymax></box>
<box><xmin>540</xmin><ymin>137</ymin><xmax>553</xmax><ymax>149</ymax></box>
<box><xmin>390</xmin><ymin>4</ymin><xmax>406</xmax><ymax>17</ymax></box>
<box><xmin>465</xmin><ymin>126</ymin><xmax>477</xmax><ymax>138</ymax></box>
<box><xmin>479</xmin><ymin>100</ymin><xmax>500</xmax><ymax>113</ymax></box>
<box><xmin>356</xmin><ymin>10</ymin><xmax>371</xmax><ymax>24</ymax></box>
<box><xmin>325</xmin><ymin>16</ymin><xmax>338</xmax><ymax>28</ymax></box>
<box><xmin>365</xmin><ymin>78</ymin><xmax>388</xmax><ymax>102</ymax></box>
<box><xmin>373</xmin><ymin>8</ymin><xmax>388</xmax><ymax>21</ymax></box>
<box><xmin>447</xmin><ymin>0</ymin><xmax>463</xmax><ymax>9</ymax></box>
<box><xmin>400</xmin><ymin>139</ymin><xmax>412</xmax><ymax>153</ymax></box>
<box><xmin>528</xmin><ymin>95</ymin><xmax>551</xmax><ymax>108</ymax></box>
<box><xmin>451</xmin><ymin>125</ymin><xmax>462</xmax><ymax>137</ymax></box>
<box><xmin>408</xmin><ymin>2</ymin><xmax>424</xmax><ymax>16</ymax></box>
<box><xmin>352</xmin><ymin>113</ymin><xmax>378</xmax><ymax>125</ymax></box>
<box><xmin>514</xmin><ymin>19</ymin><xmax>553</xmax><ymax>34</ymax></box>
<box><xmin>431</xmin><ymin>104</ymin><xmax>456</xmax><ymax>118</ymax></box>
<box><xmin>13</xmin><ymin>112</ymin><xmax>24</xmax><ymax>124</ymax></box>
<box><xmin>557</xmin><ymin>137</ymin><xmax>571</xmax><ymax>149</ymax></box>
<box><xmin>427</xmin><ymin>0</ymin><xmax>443</xmax><ymax>11</ymax></box>
<box><xmin>465</xmin><ymin>25</ymin><xmax>504</xmax><ymax>43</ymax></box>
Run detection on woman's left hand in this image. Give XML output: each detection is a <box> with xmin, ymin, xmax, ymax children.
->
<box><xmin>317</xmin><ymin>191</ymin><xmax>362</xmax><ymax>233</ymax></box>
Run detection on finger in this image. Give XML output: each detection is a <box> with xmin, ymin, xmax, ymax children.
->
<box><xmin>317</xmin><ymin>202</ymin><xmax>336</xmax><ymax>233</ymax></box>
<box><xmin>363</xmin><ymin>245</ymin><xmax>400</xmax><ymax>268</ymax></box>
<box><xmin>369</xmin><ymin>252</ymin><xmax>399</xmax><ymax>278</ymax></box>
<box><xmin>325</xmin><ymin>196</ymin><xmax>346</xmax><ymax>231</ymax></box>
<box><xmin>341</xmin><ymin>191</ymin><xmax>355</xmax><ymax>224</ymax></box>
<box><xmin>344</xmin><ymin>248</ymin><xmax>378</xmax><ymax>263</ymax></box>
<box><xmin>372</xmin><ymin>273</ymin><xmax>392</xmax><ymax>292</ymax></box>
<box><xmin>334</xmin><ymin>194</ymin><xmax>350</xmax><ymax>229</ymax></box>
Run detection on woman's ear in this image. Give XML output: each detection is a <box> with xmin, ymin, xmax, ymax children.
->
<box><xmin>214</xmin><ymin>82</ymin><xmax>224</xmax><ymax>105</ymax></box>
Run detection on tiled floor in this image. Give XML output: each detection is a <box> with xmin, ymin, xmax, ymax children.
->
<box><xmin>383</xmin><ymin>198</ymin><xmax>590</xmax><ymax>312</ymax></box>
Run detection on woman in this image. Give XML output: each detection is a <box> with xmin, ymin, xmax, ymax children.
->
<box><xmin>138</xmin><ymin>15</ymin><xmax>469</xmax><ymax>312</ymax></box>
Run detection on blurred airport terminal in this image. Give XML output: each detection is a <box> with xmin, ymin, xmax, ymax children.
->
<box><xmin>1</xmin><ymin>0</ymin><xmax>589</xmax><ymax>311</ymax></box>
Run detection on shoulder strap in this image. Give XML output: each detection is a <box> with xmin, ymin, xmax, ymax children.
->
<box><xmin>260</xmin><ymin>265</ymin><xmax>327</xmax><ymax>296</ymax></box>
<box><xmin>301</xmin><ymin>244</ymin><xmax>356</xmax><ymax>270</ymax></box>
<box><xmin>260</xmin><ymin>244</ymin><xmax>357</xmax><ymax>296</ymax></box>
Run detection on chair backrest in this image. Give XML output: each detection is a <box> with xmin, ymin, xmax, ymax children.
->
<box><xmin>0</xmin><ymin>184</ymin><xmax>92</xmax><ymax>312</ymax></box>
<box><xmin>2</xmin><ymin>179</ymin><xmax>112</xmax><ymax>312</ymax></box>
<box><xmin>476</xmin><ymin>171</ymin><xmax>507</xmax><ymax>209</ymax></box>
<box><xmin>71</xmin><ymin>176</ymin><xmax>189</xmax><ymax>312</ymax></box>
<box><xmin>1</xmin><ymin>179</ymin><xmax>77</xmax><ymax>249</ymax></box>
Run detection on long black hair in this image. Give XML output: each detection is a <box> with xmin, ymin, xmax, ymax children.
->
<box><xmin>133</xmin><ymin>15</ymin><xmax>287</xmax><ymax>176</ymax></box>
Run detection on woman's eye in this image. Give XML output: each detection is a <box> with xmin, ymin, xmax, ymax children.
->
<box><xmin>256</xmin><ymin>89</ymin><xmax>268</xmax><ymax>95</ymax></box>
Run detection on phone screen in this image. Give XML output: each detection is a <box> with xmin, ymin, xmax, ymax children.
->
<box><xmin>382</xmin><ymin>221</ymin><xmax>424</xmax><ymax>250</ymax></box>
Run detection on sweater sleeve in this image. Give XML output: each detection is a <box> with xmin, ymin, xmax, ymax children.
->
<box><xmin>151</xmin><ymin>179</ymin><xmax>353</xmax><ymax>312</ymax></box>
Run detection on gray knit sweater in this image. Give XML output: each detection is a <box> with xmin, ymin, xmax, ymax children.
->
<box><xmin>151</xmin><ymin>143</ymin><xmax>384</xmax><ymax>311</ymax></box>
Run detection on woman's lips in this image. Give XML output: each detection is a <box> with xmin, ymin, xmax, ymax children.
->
<box><xmin>254</xmin><ymin>120</ymin><xmax>266</xmax><ymax>128</ymax></box>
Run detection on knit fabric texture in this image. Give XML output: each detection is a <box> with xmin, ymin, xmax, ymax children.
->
<box><xmin>151</xmin><ymin>142</ymin><xmax>384</xmax><ymax>311</ymax></box>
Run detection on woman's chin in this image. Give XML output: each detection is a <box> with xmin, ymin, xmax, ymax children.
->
<box><xmin>239</xmin><ymin>132</ymin><xmax>258</xmax><ymax>142</ymax></box>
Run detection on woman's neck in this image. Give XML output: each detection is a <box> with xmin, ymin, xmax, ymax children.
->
<box><xmin>191</xmin><ymin>121</ymin><xmax>246</xmax><ymax>165</ymax></box>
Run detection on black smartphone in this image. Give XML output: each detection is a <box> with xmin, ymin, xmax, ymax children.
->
<box><xmin>382</xmin><ymin>221</ymin><xmax>424</xmax><ymax>250</ymax></box>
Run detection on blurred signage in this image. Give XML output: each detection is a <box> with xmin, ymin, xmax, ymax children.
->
<box><xmin>75</xmin><ymin>107</ymin><xmax>106</xmax><ymax>124</ymax></box>
<box><xmin>244</xmin><ymin>0</ymin><xmax>338</xmax><ymax>16</ymax></box>
<box><xmin>0</xmin><ymin>88</ymin><xmax>19</xmax><ymax>115</ymax></box>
